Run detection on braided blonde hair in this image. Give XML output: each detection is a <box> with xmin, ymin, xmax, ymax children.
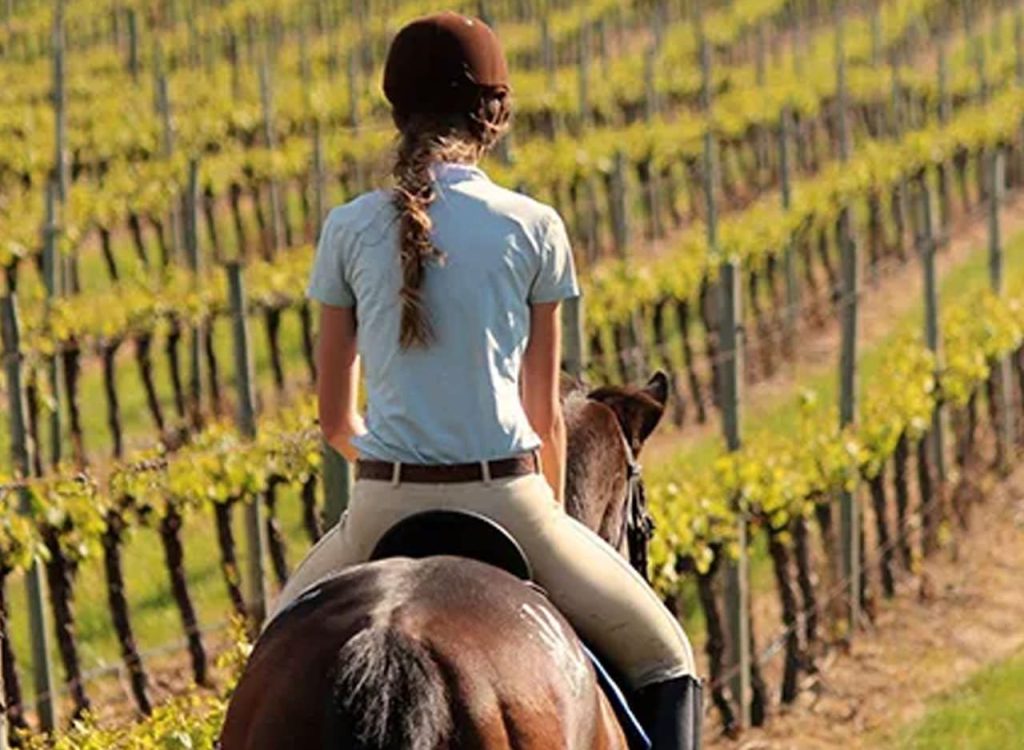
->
<box><xmin>392</xmin><ymin>95</ymin><xmax>511</xmax><ymax>348</ymax></box>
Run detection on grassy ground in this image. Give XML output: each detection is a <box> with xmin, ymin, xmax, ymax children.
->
<box><xmin>890</xmin><ymin>651</ymin><xmax>1024</xmax><ymax>749</ymax></box>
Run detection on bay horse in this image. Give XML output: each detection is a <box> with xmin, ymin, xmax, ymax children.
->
<box><xmin>220</xmin><ymin>373</ymin><xmax>676</xmax><ymax>749</ymax></box>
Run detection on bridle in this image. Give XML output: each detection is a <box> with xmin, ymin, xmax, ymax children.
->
<box><xmin>615</xmin><ymin>437</ymin><xmax>655</xmax><ymax>582</ymax></box>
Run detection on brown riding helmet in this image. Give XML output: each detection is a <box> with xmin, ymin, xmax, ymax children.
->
<box><xmin>383</xmin><ymin>11</ymin><xmax>510</xmax><ymax>118</ymax></box>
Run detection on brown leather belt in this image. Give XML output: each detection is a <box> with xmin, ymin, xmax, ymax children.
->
<box><xmin>355</xmin><ymin>452</ymin><xmax>541</xmax><ymax>484</ymax></box>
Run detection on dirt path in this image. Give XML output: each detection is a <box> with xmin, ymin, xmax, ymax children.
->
<box><xmin>704</xmin><ymin>461</ymin><xmax>1024</xmax><ymax>749</ymax></box>
<box><xmin>644</xmin><ymin>189</ymin><xmax>1024</xmax><ymax>466</ymax></box>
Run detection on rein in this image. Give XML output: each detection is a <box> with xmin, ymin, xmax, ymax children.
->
<box><xmin>615</xmin><ymin>439</ymin><xmax>655</xmax><ymax>582</ymax></box>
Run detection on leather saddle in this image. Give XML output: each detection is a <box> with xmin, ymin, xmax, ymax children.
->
<box><xmin>369</xmin><ymin>509</ymin><xmax>651</xmax><ymax>750</ymax></box>
<box><xmin>370</xmin><ymin>509</ymin><xmax>533</xmax><ymax>580</ymax></box>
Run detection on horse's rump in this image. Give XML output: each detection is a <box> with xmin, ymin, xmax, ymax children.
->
<box><xmin>220</xmin><ymin>557</ymin><xmax>626</xmax><ymax>749</ymax></box>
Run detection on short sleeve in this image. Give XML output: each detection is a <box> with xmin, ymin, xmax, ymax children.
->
<box><xmin>306</xmin><ymin>210</ymin><xmax>356</xmax><ymax>307</ymax></box>
<box><xmin>529</xmin><ymin>211</ymin><xmax>580</xmax><ymax>304</ymax></box>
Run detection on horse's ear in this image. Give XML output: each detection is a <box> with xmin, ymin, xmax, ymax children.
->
<box><xmin>643</xmin><ymin>371</ymin><xmax>669</xmax><ymax>408</ymax></box>
<box><xmin>634</xmin><ymin>371</ymin><xmax>669</xmax><ymax>446</ymax></box>
<box><xmin>559</xmin><ymin>371</ymin><xmax>587</xmax><ymax>399</ymax></box>
<box><xmin>587</xmin><ymin>372</ymin><xmax>669</xmax><ymax>453</ymax></box>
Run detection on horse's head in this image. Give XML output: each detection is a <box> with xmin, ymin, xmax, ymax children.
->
<box><xmin>563</xmin><ymin>372</ymin><xmax>670</xmax><ymax>575</ymax></box>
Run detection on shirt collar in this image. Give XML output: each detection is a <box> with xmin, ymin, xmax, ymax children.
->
<box><xmin>430</xmin><ymin>161</ymin><xmax>489</xmax><ymax>185</ymax></box>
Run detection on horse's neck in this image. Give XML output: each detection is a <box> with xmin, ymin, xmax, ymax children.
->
<box><xmin>562</xmin><ymin>390</ymin><xmax>631</xmax><ymax>548</ymax></box>
<box><xmin>565</xmin><ymin>440</ymin><xmax>626</xmax><ymax>547</ymax></box>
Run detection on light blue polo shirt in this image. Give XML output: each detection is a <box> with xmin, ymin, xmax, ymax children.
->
<box><xmin>306</xmin><ymin>162</ymin><xmax>580</xmax><ymax>464</ymax></box>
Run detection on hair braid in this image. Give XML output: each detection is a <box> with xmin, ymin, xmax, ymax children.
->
<box><xmin>393</xmin><ymin>127</ymin><xmax>442</xmax><ymax>348</ymax></box>
<box><xmin>391</xmin><ymin>95</ymin><xmax>511</xmax><ymax>349</ymax></box>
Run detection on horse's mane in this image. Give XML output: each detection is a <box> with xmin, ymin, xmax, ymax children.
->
<box><xmin>331</xmin><ymin>626</ymin><xmax>452</xmax><ymax>750</ymax></box>
<box><xmin>560</xmin><ymin>374</ymin><xmax>662</xmax><ymax>413</ymax></box>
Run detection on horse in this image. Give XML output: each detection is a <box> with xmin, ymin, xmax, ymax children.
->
<box><xmin>220</xmin><ymin>373</ymin><xmax>676</xmax><ymax>749</ymax></box>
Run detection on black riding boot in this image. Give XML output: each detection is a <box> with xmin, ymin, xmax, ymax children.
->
<box><xmin>635</xmin><ymin>674</ymin><xmax>703</xmax><ymax>749</ymax></box>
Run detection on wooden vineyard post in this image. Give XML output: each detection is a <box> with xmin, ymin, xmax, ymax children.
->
<box><xmin>312</xmin><ymin>119</ymin><xmax>327</xmax><ymax>234</ymax></box>
<box><xmin>990</xmin><ymin>144</ymin><xmax>1009</xmax><ymax>339</ymax></box>
<box><xmin>541</xmin><ymin>16</ymin><xmax>555</xmax><ymax>91</ymax></box>
<box><xmin>914</xmin><ymin>175</ymin><xmax>947</xmax><ymax>554</ymax></box>
<box><xmin>988</xmin><ymin>146</ymin><xmax>1015</xmax><ymax>473</ymax></box>
<box><xmin>701</xmin><ymin>24</ymin><xmax>751</xmax><ymax>728</ymax></box>
<box><xmin>0</xmin><ymin>601</ymin><xmax>4</xmax><ymax>750</ymax></box>
<box><xmin>52</xmin><ymin>0</ymin><xmax>67</xmax><ymax>204</ymax></box>
<box><xmin>154</xmin><ymin>44</ymin><xmax>180</xmax><ymax>265</ymax></box>
<box><xmin>126</xmin><ymin>6</ymin><xmax>139</xmax><ymax>81</ymax></box>
<box><xmin>968</xmin><ymin>0</ymin><xmax>988</xmax><ymax>102</ymax></box>
<box><xmin>989</xmin><ymin>148</ymin><xmax>1005</xmax><ymax>293</ymax></box>
<box><xmin>0</xmin><ymin>628</ymin><xmax>4</xmax><ymax>749</ymax></box>
<box><xmin>719</xmin><ymin>260</ymin><xmax>750</xmax><ymax>728</ymax></box>
<box><xmin>226</xmin><ymin>264</ymin><xmax>269</xmax><ymax>627</ymax></box>
<box><xmin>835</xmin><ymin>6</ymin><xmax>861</xmax><ymax>634</ymax></box>
<box><xmin>889</xmin><ymin>58</ymin><xmax>909</xmax><ymax>268</ymax></box>
<box><xmin>259</xmin><ymin>53</ymin><xmax>284</xmax><ymax>256</ymax></box>
<box><xmin>936</xmin><ymin>46</ymin><xmax>952</xmax><ymax>245</ymax></box>
<box><xmin>322</xmin><ymin>440</ymin><xmax>352</xmax><ymax>528</ymax></box>
<box><xmin>1016</xmin><ymin>6</ymin><xmax>1024</xmax><ymax>87</ymax></box>
<box><xmin>870</xmin><ymin>1</ymin><xmax>882</xmax><ymax>67</ymax></box>
<box><xmin>1017</xmin><ymin>7</ymin><xmax>1024</xmax><ymax>187</ymax></box>
<box><xmin>347</xmin><ymin>50</ymin><xmax>360</xmax><ymax>129</ymax></box>
<box><xmin>578</xmin><ymin>21</ymin><xmax>590</xmax><ymax>129</ymax></box>
<box><xmin>185</xmin><ymin>159</ymin><xmax>204</xmax><ymax>427</ymax></box>
<box><xmin>755</xmin><ymin>22</ymin><xmax>768</xmax><ymax>187</ymax></box>
<box><xmin>937</xmin><ymin>42</ymin><xmax>951</xmax><ymax>131</ymax></box>
<box><xmin>700</xmin><ymin>38</ymin><xmax>718</xmax><ymax>262</ymax></box>
<box><xmin>297</xmin><ymin>21</ymin><xmax>312</xmax><ymax>98</ymax></box>
<box><xmin>43</xmin><ymin>179</ymin><xmax>64</xmax><ymax>468</ymax></box>
<box><xmin>1</xmin><ymin>296</ymin><xmax>57</xmax><ymax>732</ymax></box>
<box><xmin>641</xmin><ymin>44</ymin><xmax>661</xmax><ymax>243</ymax></box>
<box><xmin>561</xmin><ymin>295</ymin><xmax>586</xmax><ymax>380</ymax></box>
<box><xmin>779</xmin><ymin>106</ymin><xmax>799</xmax><ymax>353</ymax></box>
<box><xmin>643</xmin><ymin>43</ymin><xmax>658</xmax><ymax>122</ymax></box>
<box><xmin>610</xmin><ymin>151</ymin><xmax>630</xmax><ymax>256</ymax></box>
<box><xmin>52</xmin><ymin>0</ymin><xmax>75</xmax><ymax>295</ymax></box>
<box><xmin>476</xmin><ymin>0</ymin><xmax>493</xmax><ymax>29</ymax></box>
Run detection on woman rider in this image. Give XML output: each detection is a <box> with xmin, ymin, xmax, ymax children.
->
<box><xmin>270</xmin><ymin>12</ymin><xmax>701</xmax><ymax>747</ymax></box>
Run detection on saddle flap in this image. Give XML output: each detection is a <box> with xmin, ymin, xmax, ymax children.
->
<box><xmin>369</xmin><ymin>509</ymin><xmax>533</xmax><ymax>581</ymax></box>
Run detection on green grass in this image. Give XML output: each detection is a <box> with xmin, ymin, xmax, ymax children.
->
<box><xmin>889</xmin><ymin>651</ymin><xmax>1024</xmax><ymax>749</ymax></box>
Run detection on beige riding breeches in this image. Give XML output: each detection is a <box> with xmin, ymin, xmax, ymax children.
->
<box><xmin>268</xmin><ymin>473</ymin><xmax>696</xmax><ymax>688</ymax></box>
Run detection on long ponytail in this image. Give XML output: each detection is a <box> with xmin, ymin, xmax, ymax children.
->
<box><xmin>391</xmin><ymin>96</ymin><xmax>511</xmax><ymax>349</ymax></box>
<box><xmin>393</xmin><ymin>127</ymin><xmax>443</xmax><ymax>349</ymax></box>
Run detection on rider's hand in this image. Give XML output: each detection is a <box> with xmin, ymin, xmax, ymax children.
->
<box><xmin>325</xmin><ymin>414</ymin><xmax>366</xmax><ymax>463</ymax></box>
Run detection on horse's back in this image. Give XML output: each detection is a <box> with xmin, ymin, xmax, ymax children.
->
<box><xmin>220</xmin><ymin>557</ymin><xmax>627</xmax><ymax>750</ymax></box>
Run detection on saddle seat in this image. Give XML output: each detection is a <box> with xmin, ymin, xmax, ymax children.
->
<box><xmin>370</xmin><ymin>509</ymin><xmax>533</xmax><ymax>581</ymax></box>
<box><xmin>369</xmin><ymin>509</ymin><xmax>651</xmax><ymax>750</ymax></box>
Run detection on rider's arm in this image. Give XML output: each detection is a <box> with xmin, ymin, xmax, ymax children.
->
<box><xmin>317</xmin><ymin>303</ymin><xmax>366</xmax><ymax>462</ymax></box>
<box><xmin>523</xmin><ymin>301</ymin><xmax>566</xmax><ymax>503</ymax></box>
